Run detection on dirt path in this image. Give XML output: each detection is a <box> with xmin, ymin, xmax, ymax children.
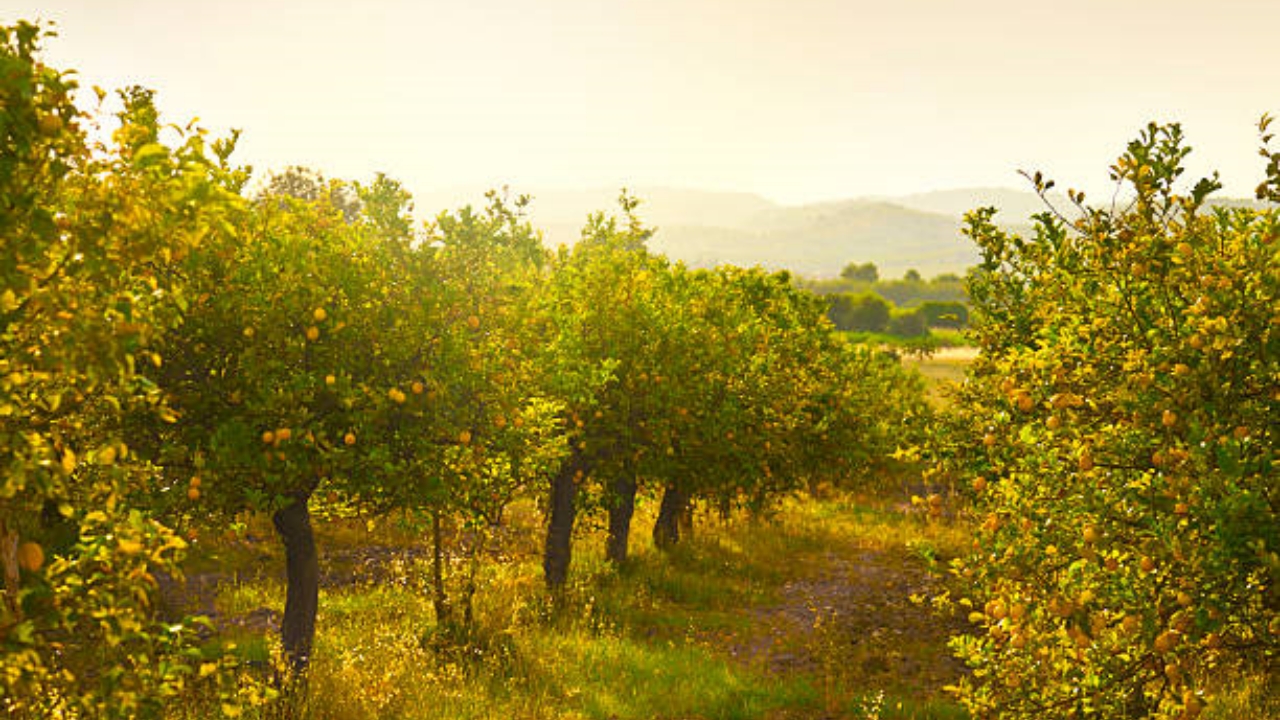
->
<box><xmin>727</xmin><ymin>546</ymin><xmax>968</xmax><ymax>709</ymax></box>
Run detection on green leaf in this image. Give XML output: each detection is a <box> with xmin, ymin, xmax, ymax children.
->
<box><xmin>13</xmin><ymin>620</ymin><xmax>35</xmax><ymax>644</ymax></box>
<box><xmin>132</xmin><ymin>143</ymin><xmax>168</xmax><ymax>167</ymax></box>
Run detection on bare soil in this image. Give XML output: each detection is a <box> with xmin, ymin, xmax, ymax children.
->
<box><xmin>727</xmin><ymin>546</ymin><xmax>968</xmax><ymax>705</ymax></box>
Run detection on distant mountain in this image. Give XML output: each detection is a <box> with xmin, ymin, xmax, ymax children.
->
<box><xmin>415</xmin><ymin>186</ymin><xmax>1004</xmax><ymax>278</ymax></box>
<box><xmin>885</xmin><ymin>187</ymin><xmax>1057</xmax><ymax>223</ymax></box>
<box><xmin>893</xmin><ymin>187</ymin><xmax>1271</xmax><ymax>219</ymax></box>
<box><xmin>413</xmin><ymin>185</ymin><xmax>1265</xmax><ymax>279</ymax></box>
<box><xmin>461</xmin><ymin>186</ymin><xmax>990</xmax><ymax>279</ymax></box>
<box><xmin>647</xmin><ymin>199</ymin><xmax>976</xmax><ymax>279</ymax></box>
<box><xmin>416</xmin><ymin>186</ymin><xmax>774</xmax><ymax>230</ymax></box>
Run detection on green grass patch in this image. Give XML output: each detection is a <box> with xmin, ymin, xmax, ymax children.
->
<box><xmin>843</xmin><ymin>691</ymin><xmax>971</xmax><ymax>720</ymax></box>
<box><xmin>1202</xmin><ymin>668</ymin><xmax>1280</xmax><ymax>720</ymax></box>
<box><xmin>173</xmin><ymin>491</ymin><xmax>972</xmax><ymax>719</ymax></box>
<box><xmin>902</xmin><ymin>349</ymin><xmax>974</xmax><ymax>406</ymax></box>
<box><xmin>841</xmin><ymin>328</ymin><xmax>972</xmax><ymax>352</ymax></box>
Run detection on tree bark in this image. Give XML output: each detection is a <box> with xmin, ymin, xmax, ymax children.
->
<box><xmin>272</xmin><ymin>493</ymin><xmax>319</xmax><ymax>676</ymax></box>
<box><xmin>678</xmin><ymin>496</ymin><xmax>695</xmax><ymax>542</ymax></box>
<box><xmin>653</xmin><ymin>484</ymin><xmax>688</xmax><ymax>550</ymax></box>
<box><xmin>605</xmin><ymin>474</ymin><xmax>638</xmax><ymax>565</ymax></box>
<box><xmin>542</xmin><ymin>454</ymin><xmax>580</xmax><ymax>591</ymax></box>
<box><xmin>430</xmin><ymin>509</ymin><xmax>451</xmax><ymax>626</ymax></box>
<box><xmin>0</xmin><ymin>521</ymin><xmax>20</xmax><ymax>623</ymax></box>
<box><xmin>461</xmin><ymin>528</ymin><xmax>483</xmax><ymax>627</ymax></box>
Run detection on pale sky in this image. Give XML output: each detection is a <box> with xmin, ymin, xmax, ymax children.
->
<box><xmin>9</xmin><ymin>0</ymin><xmax>1279</xmax><ymax>205</ymax></box>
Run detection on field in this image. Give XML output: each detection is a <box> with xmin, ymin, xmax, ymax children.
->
<box><xmin>901</xmin><ymin>347</ymin><xmax>976</xmax><ymax>405</ymax></box>
<box><xmin>156</xmin><ymin>350</ymin><xmax>978</xmax><ymax>719</ymax></box>
<box><xmin>102</xmin><ymin>346</ymin><xmax>1280</xmax><ymax>720</ymax></box>
<box><xmin>168</xmin><ymin>489</ymin><xmax>972</xmax><ymax>720</ymax></box>
<box><xmin>5</xmin><ymin>27</ymin><xmax>1276</xmax><ymax>720</ymax></box>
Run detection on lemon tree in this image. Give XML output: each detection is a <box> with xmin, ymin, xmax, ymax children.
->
<box><xmin>372</xmin><ymin>191</ymin><xmax>567</xmax><ymax>626</ymax></box>
<box><xmin>643</xmin><ymin>265</ymin><xmax>822</xmax><ymax>543</ymax></box>
<box><xmin>1</xmin><ymin>22</ymin><xmax>266</xmax><ymax>717</ymax></box>
<box><xmin>646</xmin><ymin>265</ymin><xmax>928</xmax><ymax>537</ymax></box>
<box><xmin>530</xmin><ymin>196</ymin><xmax>655</xmax><ymax>587</ymax></box>
<box><xmin>533</xmin><ymin>195</ymin><xmax>930</xmax><ymax>586</ymax></box>
<box><xmin>943</xmin><ymin>122</ymin><xmax>1277</xmax><ymax>719</ymax></box>
<box><xmin>148</xmin><ymin>166</ymin><xmax>411</xmax><ymax>675</ymax></box>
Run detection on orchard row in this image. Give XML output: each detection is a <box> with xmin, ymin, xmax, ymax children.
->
<box><xmin>0</xmin><ymin>23</ymin><xmax>925</xmax><ymax>717</ymax></box>
<box><xmin>934</xmin><ymin>124</ymin><xmax>1278</xmax><ymax>719</ymax></box>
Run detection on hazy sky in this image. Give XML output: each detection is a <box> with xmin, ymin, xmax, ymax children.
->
<box><xmin>10</xmin><ymin>0</ymin><xmax>1279</xmax><ymax>205</ymax></box>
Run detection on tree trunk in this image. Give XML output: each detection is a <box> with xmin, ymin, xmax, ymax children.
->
<box><xmin>543</xmin><ymin>455</ymin><xmax>580</xmax><ymax>591</ymax></box>
<box><xmin>272</xmin><ymin>493</ymin><xmax>319</xmax><ymax>677</ymax></box>
<box><xmin>430</xmin><ymin>510</ymin><xmax>451</xmax><ymax>625</ymax></box>
<box><xmin>0</xmin><ymin>521</ymin><xmax>20</xmax><ymax>623</ymax></box>
<box><xmin>678</xmin><ymin>497</ymin><xmax>695</xmax><ymax>542</ymax></box>
<box><xmin>653</xmin><ymin>484</ymin><xmax>688</xmax><ymax>550</ymax></box>
<box><xmin>461</xmin><ymin>527</ymin><xmax>483</xmax><ymax>627</ymax></box>
<box><xmin>605</xmin><ymin>474</ymin><xmax>638</xmax><ymax>565</ymax></box>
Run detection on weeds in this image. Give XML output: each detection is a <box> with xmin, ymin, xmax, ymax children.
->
<box><xmin>171</xmin><ymin>492</ymin><xmax>976</xmax><ymax>719</ymax></box>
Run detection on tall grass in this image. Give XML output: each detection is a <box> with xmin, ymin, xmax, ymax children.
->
<box><xmin>171</xmin><ymin>492</ymin><xmax>976</xmax><ymax>719</ymax></box>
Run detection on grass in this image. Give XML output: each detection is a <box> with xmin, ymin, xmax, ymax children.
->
<box><xmin>901</xmin><ymin>349</ymin><xmax>974</xmax><ymax>406</ymax></box>
<box><xmin>168</xmin><ymin>490</ymin><xmax>972</xmax><ymax>719</ymax></box>
<box><xmin>165</xmin><ymin>485</ymin><xmax>1276</xmax><ymax>720</ymax></box>
<box><xmin>922</xmin><ymin>329</ymin><xmax>971</xmax><ymax>348</ymax></box>
<box><xmin>841</xmin><ymin>328</ymin><xmax>973</xmax><ymax>353</ymax></box>
<box><xmin>1201</xmin><ymin>667</ymin><xmax>1280</xmax><ymax>720</ymax></box>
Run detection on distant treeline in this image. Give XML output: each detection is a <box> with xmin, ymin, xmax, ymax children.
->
<box><xmin>799</xmin><ymin>262</ymin><xmax>969</xmax><ymax>337</ymax></box>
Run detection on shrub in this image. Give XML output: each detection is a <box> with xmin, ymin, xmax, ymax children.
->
<box><xmin>886</xmin><ymin>307</ymin><xmax>929</xmax><ymax>337</ymax></box>
<box><xmin>828</xmin><ymin>292</ymin><xmax>891</xmax><ymax>332</ymax></box>
<box><xmin>917</xmin><ymin>300</ymin><xmax>969</xmax><ymax>329</ymax></box>
<box><xmin>939</xmin><ymin>122</ymin><xmax>1278</xmax><ymax>719</ymax></box>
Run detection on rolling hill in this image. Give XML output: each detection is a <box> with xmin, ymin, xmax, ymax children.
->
<box><xmin>416</xmin><ymin>185</ymin><xmax>1260</xmax><ymax>279</ymax></box>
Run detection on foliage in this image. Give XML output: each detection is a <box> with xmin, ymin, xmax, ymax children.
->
<box><xmin>0</xmin><ymin>21</ymin><xmax>268</xmax><ymax>717</ymax></box>
<box><xmin>1256</xmin><ymin>113</ymin><xmax>1280</xmax><ymax>204</ymax></box>
<box><xmin>147</xmin><ymin>158</ymin><xmax>386</xmax><ymax>525</ymax></box>
<box><xmin>179</xmin><ymin>492</ymin><xmax>970</xmax><ymax>720</ymax></box>
<box><xmin>407</xmin><ymin>191</ymin><xmax>566</xmax><ymax>623</ymax></box>
<box><xmin>829</xmin><ymin>292</ymin><xmax>892</xmax><ymax>333</ymax></box>
<box><xmin>261</xmin><ymin>165</ymin><xmax>361</xmax><ymax>223</ymax></box>
<box><xmin>820</xmin><ymin>269</ymin><xmax>970</xmax><ymax>340</ymax></box>
<box><xmin>886</xmin><ymin>307</ymin><xmax>929</xmax><ymax>338</ymax></box>
<box><xmin>533</xmin><ymin>195</ymin><xmax>931</xmax><ymax>582</ymax></box>
<box><xmin>938</xmin><ymin>122</ymin><xmax>1278</xmax><ymax>718</ymax></box>
<box><xmin>915</xmin><ymin>301</ymin><xmax>968</xmax><ymax>330</ymax></box>
<box><xmin>803</xmin><ymin>270</ymin><xmax>968</xmax><ymax>308</ymax></box>
<box><xmin>842</xmin><ymin>261</ymin><xmax>881</xmax><ymax>283</ymax></box>
<box><xmin>0</xmin><ymin>15</ymin><xmax>950</xmax><ymax>716</ymax></box>
<box><xmin>828</xmin><ymin>293</ymin><xmax>965</xmax><ymax>338</ymax></box>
